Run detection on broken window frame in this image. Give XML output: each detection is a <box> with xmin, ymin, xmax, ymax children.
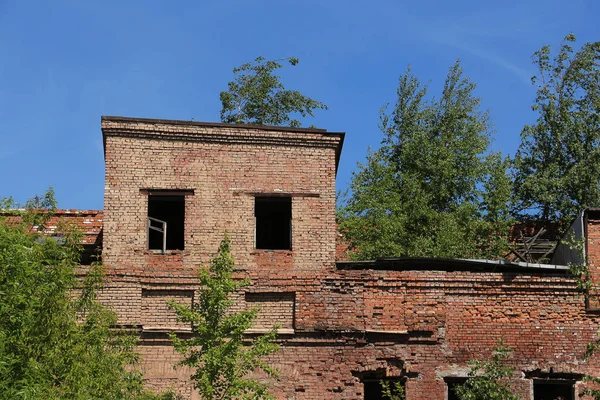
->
<box><xmin>148</xmin><ymin>216</ymin><xmax>168</xmax><ymax>255</ymax></box>
<box><xmin>144</xmin><ymin>189</ymin><xmax>193</xmax><ymax>254</ymax></box>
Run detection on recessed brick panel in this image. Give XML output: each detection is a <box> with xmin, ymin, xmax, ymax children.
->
<box><xmin>141</xmin><ymin>289</ymin><xmax>193</xmax><ymax>330</ymax></box>
<box><xmin>246</xmin><ymin>292</ymin><xmax>295</xmax><ymax>330</ymax></box>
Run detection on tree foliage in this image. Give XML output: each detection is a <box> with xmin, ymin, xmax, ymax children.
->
<box><xmin>168</xmin><ymin>236</ymin><xmax>279</xmax><ymax>400</ymax></box>
<box><xmin>454</xmin><ymin>340</ymin><xmax>519</xmax><ymax>400</ymax></box>
<box><xmin>0</xmin><ymin>190</ymin><xmax>169</xmax><ymax>400</ymax></box>
<box><xmin>220</xmin><ymin>56</ymin><xmax>327</xmax><ymax>127</ymax></box>
<box><xmin>339</xmin><ymin>61</ymin><xmax>512</xmax><ymax>260</ymax></box>
<box><xmin>381</xmin><ymin>380</ymin><xmax>405</xmax><ymax>400</ymax></box>
<box><xmin>513</xmin><ymin>34</ymin><xmax>600</xmax><ymax>227</ymax></box>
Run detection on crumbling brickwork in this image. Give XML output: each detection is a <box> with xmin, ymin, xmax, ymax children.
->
<box><xmin>94</xmin><ymin>116</ymin><xmax>600</xmax><ymax>399</ymax></box>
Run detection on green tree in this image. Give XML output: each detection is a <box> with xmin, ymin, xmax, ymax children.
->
<box><xmin>381</xmin><ymin>380</ymin><xmax>405</xmax><ymax>400</ymax></box>
<box><xmin>454</xmin><ymin>340</ymin><xmax>519</xmax><ymax>400</ymax></box>
<box><xmin>220</xmin><ymin>56</ymin><xmax>327</xmax><ymax>127</ymax></box>
<box><xmin>168</xmin><ymin>236</ymin><xmax>279</xmax><ymax>400</ymax></box>
<box><xmin>0</xmin><ymin>190</ymin><xmax>169</xmax><ymax>399</ymax></box>
<box><xmin>513</xmin><ymin>34</ymin><xmax>600</xmax><ymax>227</ymax></box>
<box><xmin>339</xmin><ymin>61</ymin><xmax>512</xmax><ymax>260</ymax></box>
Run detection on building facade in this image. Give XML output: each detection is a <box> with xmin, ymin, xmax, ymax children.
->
<box><xmin>96</xmin><ymin>116</ymin><xmax>600</xmax><ymax>400</ymax></box>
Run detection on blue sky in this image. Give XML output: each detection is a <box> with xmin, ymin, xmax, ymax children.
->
<box><xmin>0</xmin><ymin>0</ymin><xmax>598</xmax><ymax>210</ymax></box>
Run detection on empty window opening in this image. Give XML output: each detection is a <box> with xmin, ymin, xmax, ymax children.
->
<box><xmin>363</xmin><ymin>379</ymin><xmax>404</xmax><ymax>400</ymax></box>
<box><xmin>255</xmin><ymin>197</ymin><xmax>291</xmax><ymax>250</ymax></box>
<box><xmin>534</xmin><ymin>380</ymin><xmax>574</xmax><ymax>400</ymax></box>
<box><xmin>446</xmin><ymin>378</ymin><xmax>467</xmax><ymax>400</ymax></box>
<box><xmin>148</xmin><ymin>195</ymin><xmax>185</xmax><ymax>252</ymax></box>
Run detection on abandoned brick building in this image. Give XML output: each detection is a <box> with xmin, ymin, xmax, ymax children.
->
<box><xmin>63</xmin><ymin>116</ymin><xmax>600</xmax><ymax>399</ymax></box>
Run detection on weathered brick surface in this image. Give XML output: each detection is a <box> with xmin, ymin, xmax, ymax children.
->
<box><xmin>137</xmin><ymin>342</ymin><xmax>199</xmax><ymax>399</ymax></box>
<box><xmin>141</xmin><ymin>288</ymin><xmax>194</xmax><ymax>330</ymax></box>
<box><xmin>102</xmin><ymin>117</ymin><xmax>339</xmax><ymax>280</ymax></box>
<box><xmin>245</xmin><ymin>292</ymin><xmax>295</xmax><ymax>331</ymax></box>
<box><xmin>96</xmin><ymin>282</ymin><xmax>141</xmax><ymax>325</ymax></box>
<box><xmin>1</xmin><ymin>209</ymin><xmax>104</xmax><ymax>245</ymax></box>
<box><xmin>2</xmin><ymin>209</ymin><xmax>104</xmax><ymax>265</ymax></box>
<box><xmin>93</xmin><ymin>116</ymin><xmax>600</xmax><ymax>399</ymax></box>
<box><xmin>587</xmin><ymin>216</ymin><xmax>600</xmax><ymax>309</ymax></box>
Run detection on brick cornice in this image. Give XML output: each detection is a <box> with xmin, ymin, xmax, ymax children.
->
<box><xmin>103</xmin><ymin>126</ymin><xmax>341</xmax><ymax>148</ymax></box>
<box><xmin>101</xmin><ymin>115</ymin><xmax>345</xmax><ymax>171</ymax></box>
<box><xmin>101</xmin><ymin>115</ymin><xmax>335</xmax><ymax>133</ymax></box>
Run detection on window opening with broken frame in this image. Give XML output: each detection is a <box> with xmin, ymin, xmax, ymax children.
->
<box><xmin>255</xmin><ymin>196</ymin><xmax>292</xmax><ymax>250</ymax></box>
<box><xmin>148</xmin><ymin>195</ymin><xmax>185</xmax><ymax>253</ymax></box>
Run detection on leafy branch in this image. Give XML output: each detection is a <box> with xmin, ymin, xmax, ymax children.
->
<box><xmin>168</xmin><ymin>235</ymin><xmax>279</xmax><ymax>400</ymax></box>
<box><xmin>220</xmin><ymin>56</ymin><xmax>327</xmax><ymax>127</ymax></box>
<box><xmin>454</xmin><ymin>340</ymin><xmax>519</xmax><ymax>400</ymax></box>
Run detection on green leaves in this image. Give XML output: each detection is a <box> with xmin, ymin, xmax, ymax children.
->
<box><xmin>169</xmin><ymin>235</ymin><xmax>279</xmax><ymax>400</ymax></box>
<box><xmin>220</xmin><ymin>56</ymin><xmax>327</xmax><ymax>127</ymax></box>
<box><xmin>339</xmin><ymin>61</ymin><xmax>512</xmax><ymax>260</ymax></box>
<box><xmin>381</xmin><ymin>380</ymin><xmax>405</xmax><ymax>400</ymax></box>
<box><xmin>0</xmin><ymin>190</ymin><xmax>167</xmax><ymax>399</ymax></box>
<box><xmin>513</xmin><ymin>34</ymin><xmax>600</xmax><ymax>227</ymax></box>
<box><xmin>454</xmin><ymin>340</ymin><xmax>519</xmax><ymax>400</ymax></box>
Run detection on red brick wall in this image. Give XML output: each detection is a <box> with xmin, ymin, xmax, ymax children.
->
<box><xmin>251</xmin><ymin>269</ymin><xmax>600</xmax><ymax>400</ymax></box>
<box><xmin>102</xmin><ymin>118</ymin><xmax>340</xmax><ymax>279</ymax></box>
<box><xmin>141</xmin><ymin>289</ymin><xmax>194</xmax><ymax>331</ymax></box>
<box><xmin>131</xmin><ymin>268</ymin><xmax>600</xmax><ymax>399</ymax></box>
<box><xmin>245</xmin><ymin>292</ymin><xmax>295</xmax><ymax>331</ymax></box>
<box><xmin>587</xmin><ymin>215</ymin><xmax>600</xmax><ymax>309</ymax></box>
<box><xmin>97</xmin><ymin>117</ymin><xmax>600</xmax><ymax>399</ymax></box>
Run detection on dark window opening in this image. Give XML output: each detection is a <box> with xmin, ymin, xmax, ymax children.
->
<box><xmin>363</xmin><ymin>379</ymin><xmax>404</xmax><ymax>400</ymax></box>
<box><xmin>534</xmin><ymin>380</ymin><xmax>574</xmax><ymax>400</ymax></box>
<box><xmin>255</xmin><ymin>197</ymin><xmax>291</xmax><ymax>250</ymax></box>
<box><xmin>446</xmin><ymin>378</ymin><xmax>467</xmax><ymax>400</ymax></box>
<box><xmin>148</xmin><ymin>195</ymin><xmax>185</xmax><ymax>252</ymax></box>
<box><xmin>364</xmin><ymin>380</ymin><xmax>384</xmax><ymax>400</ymax></box>
<box><xmin>80</xmin><ymin>245</ymin><xmax>101</xmax><ymax>265</ymax></box>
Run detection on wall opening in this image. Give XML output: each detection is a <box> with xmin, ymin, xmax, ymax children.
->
<box><xmin>148</xmin><ymin>195</ymin><xmax>185</xmax><ymax>252</ymax></box>
<box><xmin>533</xmin><ymin>380</ymin><xmax>574</xmax><ymax>400</ymax></box>
<box><xmin>255</xmin><ymin>197</ymin><xmax>291</xmax><ymax>250</ymax></box>
<box><xmin>363</xmin><ymin>379</ymin><xmax>404</xmax><ymax>400</ymax></box>
<box><xmin>445</xmin><ymin>378</ymin><xmax>467</xmax><ymax>400</ymax></box>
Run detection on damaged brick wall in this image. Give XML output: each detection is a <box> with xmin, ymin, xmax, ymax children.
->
<box><xmin>94</xmin><ymin>116</ymin><xmax>600</xmax><ymax>399</ymax></box>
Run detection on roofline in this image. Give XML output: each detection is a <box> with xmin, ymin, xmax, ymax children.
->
<box><xmin>101</xmin><ymin>116</ymin><xmax>345</xmax><ymax>174</ymax></box>
<box><xmin>336</xmin><ymin>257</ymin><xmax>570</xmax><ymax>274</ymax></box>
<box><xmin>101</xmin><ymin>115</ymin><xmax>339</xmax><ymax>135</ymax></box>
<box><xmin>0</xmin><ymin>209</ymin><xmax>102</xmax><ymax>216</ymax></box>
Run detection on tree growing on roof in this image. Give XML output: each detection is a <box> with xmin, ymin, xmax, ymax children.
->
<box><xmin>220</xmin><ymin>56</ymin><xmax>327</xmax><ymax>127</ymax></box>
<box><xmin>0</xmin><ymin>189</ymin><xmax>173</xmax><ymax>400</ymax></box>
<box><xmin>168</xmin><ymin>235</ymin><xmax>279</xmax><ymax>400</ymax></box>
<box><xmin>513</xmin><ymin>34</ymin><xmax>600</xmax><ymax>228</ymax></box>
<box><xmin>338</xmin><ymin>61</ymin><xmax>512</xmax><ymax>260</ymax></box>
